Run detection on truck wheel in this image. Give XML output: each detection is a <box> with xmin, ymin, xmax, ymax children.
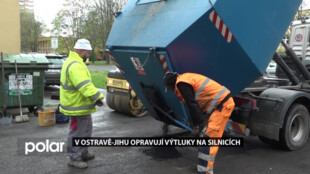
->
<box><xmin>280</xmin><ymin>104</ymin><xmax>309</xmax><ymax>151</ymax></box>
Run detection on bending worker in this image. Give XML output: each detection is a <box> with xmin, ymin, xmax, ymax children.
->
<box><xmin>60</xmin><ymin>39</ymin><xmax>104</xmax><ymax>169</ymax></box>
<box><xmin>163</xmin><ymin>72</ymin><xmax>235</xmax><ymax>174</ymax></box>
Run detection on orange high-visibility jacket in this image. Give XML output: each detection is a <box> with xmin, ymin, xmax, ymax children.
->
<box><xmin>174</xmin><ymin>73</ymin><xmax>230</xmax><ymax>114</ymax></box>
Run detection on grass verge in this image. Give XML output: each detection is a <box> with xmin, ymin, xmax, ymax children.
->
<box><xmin>90</xmin><ymin>70</ymin><xmax>108</xmax><ymax>89</ymax></box>
<box><xmin>88</xmin><ymin>61</ymin><xmax>115</xmax><ymax>65</ymax></box>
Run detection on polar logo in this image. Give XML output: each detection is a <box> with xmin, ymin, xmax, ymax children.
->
<box><xmin>25</xmin><ymin>140</ymin><xmax>65</xmax><ymax>155</ymax></box>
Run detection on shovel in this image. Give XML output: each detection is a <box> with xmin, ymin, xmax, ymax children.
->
<box><xmin>14</xmin><ymin>60</ymin><xmax>29</xmax><ymax>123</ymax></box>
<box><xmin>0</xmin><ymin>52</ymin><xmax>12</xmax><ymax>125</ymax></box>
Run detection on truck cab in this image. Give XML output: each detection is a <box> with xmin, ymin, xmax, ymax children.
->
<box><xmin>290</xmin><ymin>18</ymin><xmax>310</xmax><ymax>70</ymax></box>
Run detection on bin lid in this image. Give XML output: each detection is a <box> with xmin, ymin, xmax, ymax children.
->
<box><xmin>0</xmin><ymin>54</ymin><xmax>50</xmax><ymax>65</ymax></box>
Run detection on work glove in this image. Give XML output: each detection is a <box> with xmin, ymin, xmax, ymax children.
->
<box><xmin>95</xmin><ymin>99</ymin><xmax>104</xmax><ymax>107</ymax></box>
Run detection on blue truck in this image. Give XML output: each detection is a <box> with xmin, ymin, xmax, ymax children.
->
<box><xmin>106</xmin><ymin>0</ymin><xmax>307</xmax><ymax>150</ymax></box>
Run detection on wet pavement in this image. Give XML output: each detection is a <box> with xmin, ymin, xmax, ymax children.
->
<box><xmin>0</xmin><ymin>86</ymin><xmax>195</xmax><ymax>174</ymax></box>
<box><xmin>1</xmin><ymin>86</ymin><xmax>310</xmax><ymax>174</ymax></box>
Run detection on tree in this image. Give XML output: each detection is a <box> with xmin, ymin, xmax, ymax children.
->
<box><xmin>296</xmin><ymin>0</ymin><xmax>310</xmax><ymax>20</ymax></box>
<box><xmin>51</xmin><ymin>0</ymin><xmax>91</xmax><ymax>54</ymax></box>
<box><xmin>51</xmin><ymin>0</ymin><xmax>127</xmax><ymax>62</ymax></box>
<box><xmin>52</xmin><ymin>11</ymin><xmax>75</xmax><ymax>54</ymax></box>
<box><xmin>89</xmin><ymin>0</ymin><xmax>127</xmax><ymax>64</ymax></box>
<box><xmin>20</xmin><ymin>9</ymin><xmax>44</xmax><ymax>52</ymax></box>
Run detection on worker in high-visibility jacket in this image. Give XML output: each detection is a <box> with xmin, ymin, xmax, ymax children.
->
<box><xmin>60</xmin><ymin>39</ymin><xmax>104</xmax><ymax>169</ymax></box>
<box><xmin>163</xmin><ymin>72</ymin><xmax>235</xmax><ymax>174</ymax></box>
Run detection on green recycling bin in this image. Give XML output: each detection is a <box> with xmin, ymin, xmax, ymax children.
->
<box><xmin>0</xmin><ymin>54</ymin><xmax>49</xmax><ymax>115</ymax></box>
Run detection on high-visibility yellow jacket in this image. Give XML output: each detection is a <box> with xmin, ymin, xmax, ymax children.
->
<box><xmin>59</xmin><ymin>51</ymin><xmax>104</xmax><ymax>116</ymax></box>
<box><xmin>174</xmin><ymin>73</ymin><xmax>230</xmax><ymax>114</ymax></box>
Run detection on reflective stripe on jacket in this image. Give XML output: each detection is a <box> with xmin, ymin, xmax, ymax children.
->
<box><xmin>60</xmin><ymin>51</ymin><xmax>104</xmax><ymax>116</ymax></box>
<box><xmin>174</xmin><ymin>73</ymin><xmax>230</xmax><ymax>114</ymax></box>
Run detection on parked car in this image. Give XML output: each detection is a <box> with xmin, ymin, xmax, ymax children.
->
<box><xmin>44</xmin><ymin>54</ymin><xmax>64</xmax><ymax>86</ymax></box>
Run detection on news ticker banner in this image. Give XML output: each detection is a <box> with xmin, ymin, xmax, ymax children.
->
<box><xmin>17</xmin><ymin>137</ymin><xmax>243</xmax><ymax>156</ymax></box>
<box><xmin>73</xmin><ymin>137</ymin><xmax>243</xmax><ymax>147</ymax></box>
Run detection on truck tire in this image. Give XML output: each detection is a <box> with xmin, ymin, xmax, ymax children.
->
<box><xmin>280</xmin><ymin>104</ymin><xmax>309</xmax><ymax>151</ymax></box>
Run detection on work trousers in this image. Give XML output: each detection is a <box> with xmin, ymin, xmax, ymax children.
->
<box><xmin>197</xmin><ymin>97</ymin><xmax>235</xmax><ymax>174</ymax></box>
<box><xmin>67</xmin><ymin>114</ymin><xmax>92</xmax><ymax>160</ymax></box>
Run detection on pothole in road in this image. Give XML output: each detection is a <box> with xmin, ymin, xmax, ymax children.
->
<box><xmin>142</xmin><ymin>147</ymin><xmax>182</xmax><ymax>161</ymax></box>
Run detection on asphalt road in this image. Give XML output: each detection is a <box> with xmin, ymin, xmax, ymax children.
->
<box><xmin>1</xmin><ymin>86</ymin><xmax>310</xmax><ymax>174</ymax></box>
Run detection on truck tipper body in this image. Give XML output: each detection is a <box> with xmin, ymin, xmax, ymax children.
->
<box><xmin>106</xmin><ymin>0</ymin><xmax>306</xmax><ymax>150</ymax></box>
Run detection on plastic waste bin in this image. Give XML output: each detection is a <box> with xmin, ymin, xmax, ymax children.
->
<box><xmin>0</xmin><ymin>53</ymin><xmax>49</xmax><ymax>115</ymax></box>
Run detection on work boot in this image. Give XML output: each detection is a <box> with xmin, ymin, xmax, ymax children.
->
<box><xmin>81</xmin><ymin>152</ymin><xmax>95</xmax><ymax>161</ymax></box>
<box><xmin>68</xmin><ymin>159</ymin><xmax>88</xmax><ymax>169</ymax></box>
